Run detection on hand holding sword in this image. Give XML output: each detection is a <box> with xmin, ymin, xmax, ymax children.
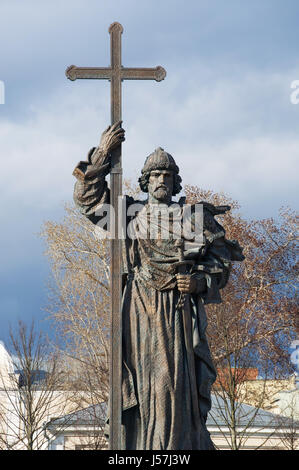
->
<box><xmin>174</xmin><ymin>239</ymin><xmax>200</xmax><ymax>424</ymax></box>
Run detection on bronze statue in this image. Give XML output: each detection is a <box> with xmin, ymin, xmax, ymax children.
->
<box><xmin>73</xmin><ymin>123</ymin><xmax>244</xmax><ymax>450</ymax></box>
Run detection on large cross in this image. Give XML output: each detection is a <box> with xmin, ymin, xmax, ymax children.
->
<box><xmin>66</xmin><ymin>22</ymin><xmax>166</xmax><ymax>450</ymax></box>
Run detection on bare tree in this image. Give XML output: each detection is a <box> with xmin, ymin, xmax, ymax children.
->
<box><xmin>40</xmin><ymin>182</ymin><xmax>143</xmax><ymax>406</ymax></box>
<box><xmin>40</xmin><ymin>185</ymin><xmax>298</xmax><ymax>449</ymax></box>
<box><xmin>274</xmin><ymin>391</ymin><xmax>299</xmax><ymax>450</ymax></box>
<box><xmin>0</xmin><ymin>321</ymin><xmax>71</xmax><ymax>450</ymax></box>
<box><xmin>185</xmin><ymin>186</ymin><xmax>298</xmax><ymax>449</ymax></box>
<box><xmin>185</xmin><ymin>185</ymin><xmax>297</xmax><ymax>370</ymax></box>
<box><xmin>41</xmin><ymin>205</ymin><xmax>110</xmax><ymax>408</ymax></box>
<box><xmin>210</xmin><ymin>343</ymin><xmax>276</xmax><ymax>449</ymax></box>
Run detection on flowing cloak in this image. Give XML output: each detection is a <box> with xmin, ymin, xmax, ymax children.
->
<box><xmin>73</xmin><ymin>147</ymin><xmax>245</xmax><ymax>450</ymax></box>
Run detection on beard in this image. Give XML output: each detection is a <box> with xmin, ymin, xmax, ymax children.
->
<box><xmin>153</xmin><ymin>186</ymin><xmax>169</xmax><ymax>201</ymax></box>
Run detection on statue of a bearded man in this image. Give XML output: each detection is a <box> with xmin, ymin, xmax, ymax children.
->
<box><xmin>73</xmin><ymin>123</ymin><xmax>244</xmax><ymax>450</ymax></box>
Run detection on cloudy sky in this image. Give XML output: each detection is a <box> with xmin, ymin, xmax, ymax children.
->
<box><xmin>0</xmin><ymin>0</ymin><xmax>298</xmax><ymax>342</ymax></box>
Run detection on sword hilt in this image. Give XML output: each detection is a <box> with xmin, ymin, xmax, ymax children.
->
<box><xmin>174</xmin><ymin>240</ymin><xmax>193</xmax><ymax>273</ymax></box>
<box><xmin>175</xmin><ymin>240</ymin><xmax>193</xmax><ymax>308</ymax></box>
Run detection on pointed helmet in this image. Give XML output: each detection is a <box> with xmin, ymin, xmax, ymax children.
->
<box><xmin>141</xmin><ymin>147</ymin><xmax>179</xmax><ymax>174</ymax></box>
<box><xmin>138</xmin><ymin>147</ymin><xmax>182</xmax><ymax>195</ymax></box>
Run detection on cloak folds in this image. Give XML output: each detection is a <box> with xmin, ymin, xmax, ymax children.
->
<box><xmin>73</xmin><ymin>149</ymin><xmax>244</xmax><ymax>449</ymax></box>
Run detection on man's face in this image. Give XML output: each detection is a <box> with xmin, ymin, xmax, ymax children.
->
<box><xmin>148</xmin><ymin>169</ymin><xmax>174</xmax><ymax>202</ymax></box>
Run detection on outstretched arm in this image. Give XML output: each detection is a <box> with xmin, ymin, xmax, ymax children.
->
<box><xmin>73</xmin><ymin>122</ymin><xmax>125</xmax><ymax>224</ymax></box>
<box><xmin>73</xmin><ymin>121</ymin><xmax>125</xmax><ymax>181</ymax></box>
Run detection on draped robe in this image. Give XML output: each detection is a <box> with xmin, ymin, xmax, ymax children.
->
<box><xmin>73</xmin><ymin>147</ymin><xmax>244</xmax><ymax>450</ymax></box>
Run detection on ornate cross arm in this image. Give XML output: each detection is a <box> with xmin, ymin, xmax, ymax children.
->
<box><xmin>66</xmin><ymin>65</ymin><xmax>166</xmax><ymax>82</ymax></box>
<box><xmin>66</xmin><ymin>66</ymin><xmax>112</xmax><ymax>80</ymax></box>
<box><xmin>66</xmin><ymin>22</ymin><xmax>166</xmax><ymax>86</ymax></box>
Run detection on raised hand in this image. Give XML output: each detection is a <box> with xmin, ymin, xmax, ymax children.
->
<box><xmin>98</xmin><ymin>121</ymin><xmax>125</xmax><ymax>155</ymax></box>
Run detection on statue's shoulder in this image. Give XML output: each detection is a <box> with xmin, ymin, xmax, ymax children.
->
<box><xmin>125</xmin><ymin>195</ymin><xmax>146</xmax><ymax>205</ymax></box>
<box><xmin>125</xmin><ymin>195</ymin><xmax>147</xmax><ymax>214</ymax></box>
<box><xmin>179</xmin><ymin>197</ymin><xmax>230</xmax><ymax>234</ymax></box>
<box><xmin>201</xmin><ymin>201</ymin><xmax>231</xmax><ymax>216</ymax></box>
<box><xmin>179</xmin><ymin>197</ymin><xmax>230</xmax><ymax>216</ymax></box>
<box><xmin>200</xmin><ymin>201</ymin><xmax>230</xmax><ymax>236</ymax></box>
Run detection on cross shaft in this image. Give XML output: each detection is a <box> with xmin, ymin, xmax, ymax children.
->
<box><xmin>66</xmin><ymin>21</ymin><xmax>166</xmax><ymax>450</ymax></box>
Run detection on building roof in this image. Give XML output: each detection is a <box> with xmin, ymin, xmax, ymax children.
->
<box><xmin>47</xmin><ymin>403</ymin><xmax>107</xmax><ymax>427</ymax></box>
<box><xmin>47</xmin><ymin>394</ymin><xmax>299</xmax><ymax>431</ymax></box>
<box><xmin>207</xmin><ymin>394</ymin><xmax>299</xmax><ymax>429</ymax></box>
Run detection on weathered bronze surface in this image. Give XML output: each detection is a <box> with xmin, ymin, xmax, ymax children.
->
<box><xmin>72</xmin><ymin>132</ymin><xmax>245</xmax><ymax>449</ymax></box>
<box><xmin>66</xmin><ymin>22</ymin><xmax>166</xmax><ymax>450</ymax></box>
